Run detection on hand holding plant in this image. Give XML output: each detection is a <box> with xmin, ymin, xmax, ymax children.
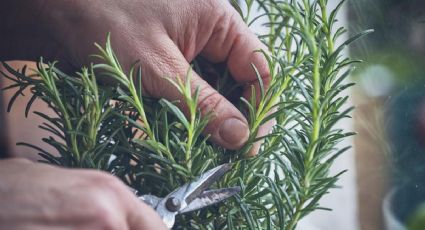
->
<box><xmin>1</xmin><ymin>0</ymin><xmax>270</xmax><ymax>152</ymax></box>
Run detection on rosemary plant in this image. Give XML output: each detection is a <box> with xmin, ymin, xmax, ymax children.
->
<box><xmin>1</xmin><ymin>0</ymin><xmax>371</xmax><ymax>229</ymax></box>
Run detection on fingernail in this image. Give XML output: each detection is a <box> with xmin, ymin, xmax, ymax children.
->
<box><xmin>219</xmin><ymin>118</ymin><xmax>249</xmax><ymax>147</ymax></box>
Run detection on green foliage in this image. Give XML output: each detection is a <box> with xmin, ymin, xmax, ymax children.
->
<box><xmin>1</xmin><ymin>0</ymin><xmax>370</xmax><ymax>229</ymax></box>
<box><xmin>408</xmin><ymin>203</ymin><xmax>425</xmax><ymax>230</ymax></box>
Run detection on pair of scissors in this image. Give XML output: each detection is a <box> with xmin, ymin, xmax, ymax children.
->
<box><xmin>138</xmin><ymin>163</ymin><xmax>240</xmax><ymax>228</ymax></box>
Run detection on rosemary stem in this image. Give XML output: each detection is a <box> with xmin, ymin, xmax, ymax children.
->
<box><xmin>307</xmin><ymin>47</ymin><xmax>321</xmax><ymax>163</ymax></box>
<box><xmin>185</xmin><ymin>113</ymin><xmax>195</xmax><ymax>171</ymax></box>
<box><xmin>320</xmin><ymin>2</ymin><xmax>334</xmax><ymax>52</ymax></box>
<box><xmin>285</xmin><ymin>199</ymin><xmax>306</xmax><ymax>230</ymax></box>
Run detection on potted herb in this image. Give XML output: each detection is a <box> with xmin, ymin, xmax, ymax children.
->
<box><xmin>1</xmin><ymin>0</ymin><xmax>370</xmax><ymax>228</ymax></box>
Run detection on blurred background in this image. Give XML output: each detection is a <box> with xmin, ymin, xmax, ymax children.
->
<box><xmin>349</xmin><ymin>0</ymin><xmax>425</xmax><ymax>229</ymax></box>
<box><xmin>2</xmin><ymin>0</ymin><xmax>425</xmax><ymax>229</ymax></box>
<box><xmin>303</xmin><ymin>0</ymin><xmax>425</xmax><ymax>229</ymax></box>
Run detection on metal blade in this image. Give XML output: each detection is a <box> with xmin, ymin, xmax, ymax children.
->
<box><xmin>139</xmin><ymin>194</ymin><xmax>162</xmax><ymax>209</ymax></box>
<box><xmin>179</xmin><ymin>187</ymin><xmax>241</xmax><ymax>214</ymax></box>
<box><xmin>183</xmin><ymin>163</ymin><xmax>233</xmax><ymax>204</ymax></box>
<box><xmin>152</xmin><ymin>164</ymin><xmax>234</xmax><ymax>228</ymax></box>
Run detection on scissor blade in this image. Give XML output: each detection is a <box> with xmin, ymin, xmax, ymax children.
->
<box><xmin>180</xmin><ymin>186</ymin><xmax>241</xmax><ymax>214</ymax></box>
<box><xmin>139</xmin><ymin>194</ymin><xmax>162</xmax><ymax>209</ymax></box>
<box><xmin>184</xmin><ymin>163</ymin><xmax>233</xmax><ymax>204</ymax></box>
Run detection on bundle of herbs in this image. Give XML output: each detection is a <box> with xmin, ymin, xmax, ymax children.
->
<box><xmin>1</xmin><ymin>0</ymin><xmax>371</xmax><ymax>229</ymax></box>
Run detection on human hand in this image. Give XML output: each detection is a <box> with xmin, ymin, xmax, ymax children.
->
<box><xmin>0</xmin><ymin>158</ymin><xmax>167</xmax><ymax>230</ymax></box>
<box><xmin>1</xmin><ymin>0</ymin><xmax>270</xmax><ymax>154</ymax></box>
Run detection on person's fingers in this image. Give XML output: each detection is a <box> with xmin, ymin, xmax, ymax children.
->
<box><xmin>127</xmin><ymin>198</ymin><xmax>167</xmax><ymax>230</ymax></box>
<box><xmin>140</xmin><ymin>37</ymin><xmax>249</xmax><ymax>150</ymax></box>
<box><xmin>200</xmin><ymin>1</ymin><xmax>273</xmax><ymax>155</ymax></box>
<box><xmin>201</xmin><ymin>0</ymin><xmax>271</xmax><ymax>101</ymax></box>
<box><xmin>84</xmin><ymin>171</ymin><xmax>167</xmax><ymax>230</ymax></box>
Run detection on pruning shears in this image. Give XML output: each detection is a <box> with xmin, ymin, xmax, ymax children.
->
<box><xmin>138</xmin><ymin>163</ymin><xmax>240</xmax><ymax>228</ymax></box>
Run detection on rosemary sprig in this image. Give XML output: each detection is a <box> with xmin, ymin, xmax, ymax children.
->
<box><xmin>1</xmin><ymin>0</ymin><xmax>370</xmax><ymax>229</ymax></box>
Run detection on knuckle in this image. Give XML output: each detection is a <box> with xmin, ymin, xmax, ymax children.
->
<box><xmin>84</xmin><ymin>171</ymin><xmax>125</xmax><ymax>195</ymax></box>
<box><xmin>203</xmin><ymin>0</ymin><xmax>233</xmax><ymax>32</ymax></box>
<box><xmin>258</xmin><ymin>71</ymin><xmax>271</xmax><ymax>89</ymax></box>
<box><xmin>197</xmin><ymin>90</ymin><xmax>224</xmax><ymax>116</ymax></box>
<box><xmin>90</xmin><ymin>203</ymin><xmax>123</xmax><ymax>230</ymax></box>
<box><xmin>83</xmin><ymin>185</ymin><xmax>126</xmax><ymax>230</ymax></box>
<box><xmin>254</xmin><ymin>57</ymin><xmax>271</xmax><ymax>83</ymax></box>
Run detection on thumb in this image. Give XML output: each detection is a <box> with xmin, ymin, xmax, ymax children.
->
<box><xmin>142</xmin><ymin>38</ymin><xmax>249</xmax><ymax>150</ymax></box>
<box><xmin>191</xmin><ymin>73</ymin><xmax>249</xmax><ymax>149</ymax></box>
